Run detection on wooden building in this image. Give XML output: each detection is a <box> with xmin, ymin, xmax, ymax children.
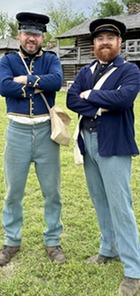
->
<box><xmin>55</xmin><ymin>8</ymin><xmax>140</xmax><ymax>87</ymax></box>
<box><xmin>0</xmin><ymin>38</ymin><xmax>19</xmax><ymax>57</ymax></box>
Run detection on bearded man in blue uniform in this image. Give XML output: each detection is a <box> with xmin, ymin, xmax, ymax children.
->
<box><xmin>0</xmin><ymin>12</ymin><xmax>66</xmax><ymax>265</ymax></box>
<box><xmin>67</xmin><ymin>18</ymin><xmax>140</xmax><ymax>296</ymax></box>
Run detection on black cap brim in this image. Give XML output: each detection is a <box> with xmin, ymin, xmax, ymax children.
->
<box><xmin>89</xmin><ymin>18</ymin><xmax>126</xmax><ymax>39</ymax></box>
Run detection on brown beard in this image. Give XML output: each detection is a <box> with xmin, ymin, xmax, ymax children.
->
<box><xmin>94</xmin><ymin>44</ymin><xmax>120</xmax><ymax>62</ymax></box>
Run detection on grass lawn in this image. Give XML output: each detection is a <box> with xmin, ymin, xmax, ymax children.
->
<box><xmin>0</xmin><ymin>91</ymin><xmax>140</xmax><ymax>296</ymax></box>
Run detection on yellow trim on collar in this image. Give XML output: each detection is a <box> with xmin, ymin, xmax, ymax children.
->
<box><xmin>19</xmin><ymin>49</ymin><xmax>43</xmax><ymax>59</ymax></box>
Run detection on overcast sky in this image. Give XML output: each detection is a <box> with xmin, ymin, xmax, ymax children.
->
<box><xmin>0</xmin><ymin>0</ymin><xmax>97</xmax><ymax>19</ymax></box>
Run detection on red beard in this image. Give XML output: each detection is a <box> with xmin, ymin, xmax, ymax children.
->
<box><xmin>94</xmin><ymin>44</ymin><xmax>120</xmax><ymax>62</ymax></box>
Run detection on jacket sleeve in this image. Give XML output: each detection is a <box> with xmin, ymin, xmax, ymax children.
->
<box><xmin>66</xmin><ymin>67</ymin><xmax>99</xmax><ymax>118</ymax></box>
<box><xmin>87</xmin><ymin>62</ymin><xmax>140</xmax><ymax>111</ymax></box>
<box><xmin>0</xmin><ymin>54</ymin><xmax>30</xmax><ymax>98</ymax></box>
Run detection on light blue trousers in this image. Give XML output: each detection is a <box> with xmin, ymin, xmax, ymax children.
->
<box><xmin>2</xmin><ymin>120</ymin><xmax>63</xmax><ymax>247</ymax></box>
<box><xmin>83</xmin><ymin>130</ymin><xmax>140</xmax><ymax>278</ymax></box>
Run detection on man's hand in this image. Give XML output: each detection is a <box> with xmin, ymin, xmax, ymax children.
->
<box><xmin>34</xmin><ymin>89</ymin><xmax>43</xmax><ymax>94</ymax></box>
<box><xmin>101</xmin><ymin>108</ymin><xmax>109</xmax><ymax>113</ymax></box>
<box><xmin>13</xmin><ymin>75</ymin><xmax>27</xmax><ymax>84</ymax></box>
<box><xmin>96</xmin><ymin>108</ymin><xmax>109</xmax><ymax>116</ymax></box>
<box><xmin>80</xmin><ymin>90</ymin><xmax>91</xmax><ymax>99</ymax></box>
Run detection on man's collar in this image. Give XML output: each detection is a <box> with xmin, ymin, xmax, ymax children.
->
<box><xmin>20</xmin><ymin>46</ymin><xmax>42</xmax><ymax>58</ymax></box>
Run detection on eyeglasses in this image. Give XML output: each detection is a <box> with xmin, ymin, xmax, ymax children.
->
<box><xmin>21</xmin><ymin>32</ymin><xmax>43</xmax><ymax>38</ymax></box>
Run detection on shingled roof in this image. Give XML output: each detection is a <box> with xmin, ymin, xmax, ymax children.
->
<box><xmin>0</xmin><ymin>38</ymin><xmax>19</xmax><ymax>50</ymax></box>
<box><xmin>56</xmin><ymin>12</ymin><xmax>140</xmax><ymax>39</ymax></box>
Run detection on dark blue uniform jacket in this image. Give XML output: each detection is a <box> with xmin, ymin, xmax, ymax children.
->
<box><xmin>0</xmin><ymin>49</ymin><xmax>63</xmax><ymax>117</ymax></box>
<box><xmin>67</xmin><ymin>55</ymin><xmax>140</xmax><ymax>156</ymax></box>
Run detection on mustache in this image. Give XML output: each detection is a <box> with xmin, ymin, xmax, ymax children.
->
<box><xmin>26</xmin><ymin>41</ymin><xmax>36</xmax><ymax>45</ymax></box>
<box><xmin>99</xmin><ymin>45</ymin><xmax>112</xmax><ymax>50</ymax></box>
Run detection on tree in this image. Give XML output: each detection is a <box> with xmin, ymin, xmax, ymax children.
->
<box><xmin>42</xmin><ymin>0</ymin><xmax>88</xmax><ymax>46</ymax></box>
<box><xmin>91</xmin><ymin>0</ymin><xmax>124</xmax><ymax>18</ymax></box>
<box><xmin>0</xmin><ymin>12</ymin><xmax>18</xmax><ymax>39</ymax></box>
<box><xmin>43</xmin><ymin>0</ymin><xmax>87</xmax><ymax>36</ymax></box>
<box><xmin>0</xmin><ymin>12</ymin><xmax>9</xmax><ymax>38</ymax></box>
<box><xmin>7</xmin><ymin>18</ymin><xmax>18</xmax><ymax>39</ymax></box>
<box><xmin>121</xmin><ymin>0</ymin><xmax>140</xmax><ymax>5</ymax></box>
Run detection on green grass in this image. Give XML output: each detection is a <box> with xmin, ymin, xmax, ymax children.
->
<box><xmin>0</xmin><ymin>92</ymin><xmax>140</xmax><ymax>296</ymax></box>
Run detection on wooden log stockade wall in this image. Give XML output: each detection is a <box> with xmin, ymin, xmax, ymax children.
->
<box><xmin>62</xmin><ymin>64</ymin><xmax>75</xmax><ymax>86</ymax></box>
<box><xmin>62</xmin><ymin>35</ymin><xmax>93</xmax><ymax>86</ymax></box>
<box><xmin>62</xmin><ymin>64</ymin><xmax>88</xmax><ymax>87</ymax></box>
<box><xmin>76</xmin><ymin>35</ymin><xmax>92</xmax><ymax>57</ymax></box>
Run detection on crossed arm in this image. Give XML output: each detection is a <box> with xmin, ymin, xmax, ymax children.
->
<box><xmin>13</xmin><ymin>75</ymin><xmax>42</xmax><ymax>94</ymax></box>
<box><xmin>80</xmin><ymin>89</ymin><xmax>109</xmax><ymax>114</ymax></box>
